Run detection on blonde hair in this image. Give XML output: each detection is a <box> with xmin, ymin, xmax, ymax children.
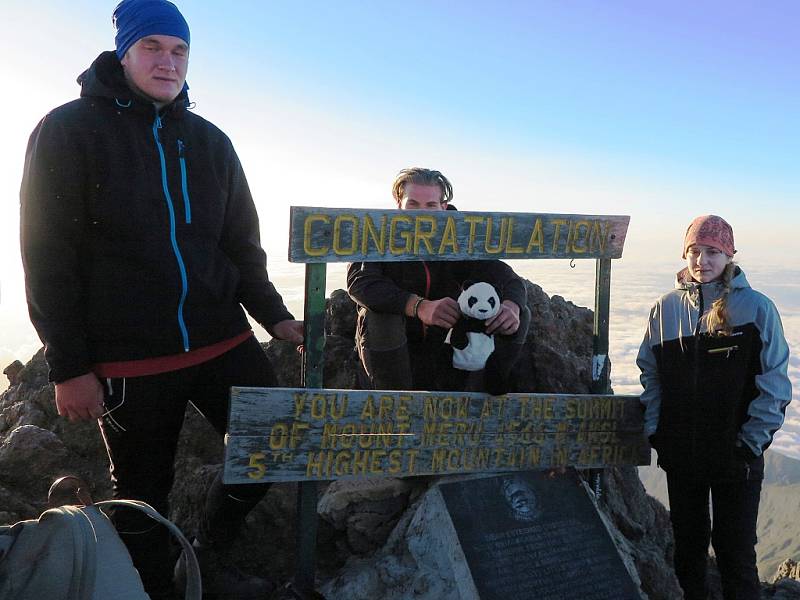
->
<box><xmin>391</xmin><ymin>168</ymin><xmax>453</xmax><ymax>207</ymax></box>
<box><xmin>704</xmin><ymin>262</ymin><xmax>736</xmax><ymax>335</ymax></box>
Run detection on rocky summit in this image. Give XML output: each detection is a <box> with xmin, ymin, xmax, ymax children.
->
<box><xmin>1</xmin><ymin>282</ymin><xmax>798</xmax><ymax>599</ymax></box>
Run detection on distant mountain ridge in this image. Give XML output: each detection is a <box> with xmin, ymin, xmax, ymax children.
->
<box><xmin>763</xmin><ymin>450</ymin><xmax>800</xmax><ymax>486</ymax></box>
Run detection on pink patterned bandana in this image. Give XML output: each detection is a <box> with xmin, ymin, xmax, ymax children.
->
<box><xmin>683</xmin><ymin>215</ymin><xmax>736</xmax><ymax>258</ymax></box>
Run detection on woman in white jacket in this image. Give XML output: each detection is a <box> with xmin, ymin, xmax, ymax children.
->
<box><xmin>637</xmin><ymin>215</ymin><xmax>791</xmax><ymax>600</ymax></box>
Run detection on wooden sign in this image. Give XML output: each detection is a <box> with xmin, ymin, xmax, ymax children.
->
<box><xmin>288</xmin><ymin>207</ymin><xmax>630</xmax><ymax>263</ymax></box>
<box><xmin>223</xmin><ymin>388</ymin><xmax>649</xmax><ymax>484</ymax></box>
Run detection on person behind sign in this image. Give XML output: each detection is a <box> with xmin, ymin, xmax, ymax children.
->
<box><xmin>347</xmin><ymin>167</ymin><xmax>531</xmax><ymax>394</ymax></box>
<box><xmin>637</xmin><ymin>215</ymin><xmax>791</xmax><ymax>600</ymax></box>
<box><xmin>20</xmin><ymin>1</ymin><xmax>303</xmax><ymax>598</ymax></box>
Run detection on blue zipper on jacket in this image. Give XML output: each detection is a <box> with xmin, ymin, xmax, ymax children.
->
<box><xmin>153</xmin><ymin>114</ymin><xmax>190</xmax><ymax>352</ymax></box>
<box><xmin>177</xmin><ymin>139</ymin><xmax>191</xmax><ymax>224</ymax></box>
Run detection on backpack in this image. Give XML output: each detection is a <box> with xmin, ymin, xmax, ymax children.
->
<box><xmin>0</xmin><ymin>499</ymin><xmax>201</xmax><ymax>600</ymax></box>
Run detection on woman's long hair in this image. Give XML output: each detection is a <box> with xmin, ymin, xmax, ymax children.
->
<box><xmin>704</xmin><ymin>262</ymin><xmax>736</xmax><ymax>335</ymax></box>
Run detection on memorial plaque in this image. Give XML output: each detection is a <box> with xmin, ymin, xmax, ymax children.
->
<box><xmin>439</xmin><ymin>469</ymin><xmax>641</xmax><ymax>599</ymax></box>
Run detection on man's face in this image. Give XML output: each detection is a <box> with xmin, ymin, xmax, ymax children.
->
<box><xmin>121</xmin><ymin>35</ymin><xmax>189</xmax><ymax>108</ymax></box>
<box><xmin>400</xmin><ymin>183</ymin><xmax>446</xmax><ymax>210</ymax></box>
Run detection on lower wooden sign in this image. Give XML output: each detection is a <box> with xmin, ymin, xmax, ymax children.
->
<box><xmin>223</xmin><ymin>388</ymin><xmax>649</xmax><ymax>484</ymax></box>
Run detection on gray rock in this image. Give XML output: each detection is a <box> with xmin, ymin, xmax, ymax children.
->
<box><xmin>772</xmin><ymin>579</ymin><xmax>800</xmax><ymax>599</ymax></box>
<box><xmin>326</xmin><ymin>289</ymin><xmax>357</xmax><ymax>338</ymax></box>
<box><xmin>0</xmin><ymin>425</ymin><xmax>69</xmax><ymax>498</ymax></box>
<box><xmin>775</xmin><ymin>559</ymin><xmax>800</xmax><ymax>583</ymax></box>
<box><xmin>318</xmin><ymin>477</ymin><xmax>421</xmax><ymax>555</ymax></box>
<box><xmin>321</xmin><ymin>479</ymin><xmax>468</xmax><ymax>600</ymax></box>
<box><xmin>2</xmin><ymin>360</ymin><xmax>24</xmax><ymax>386</ymax></box>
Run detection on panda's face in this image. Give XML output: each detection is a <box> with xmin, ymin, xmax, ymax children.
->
<box><xmin>458</xmin><ymin>282</ymin><xmax>500</xmax><ymax>319</ymax></box>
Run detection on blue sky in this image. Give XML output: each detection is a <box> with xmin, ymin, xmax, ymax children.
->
<box><xmin>0</xmin><ymin>1</ymin><xmax>798</xmax><ymax>409</ymax></box>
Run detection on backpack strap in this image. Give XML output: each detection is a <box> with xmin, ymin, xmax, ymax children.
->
<box><xmin>60</xmin><ymin>505</ymin><xmax>99</xmax><ymax>600</ymax></box>
<box><xmin>95</xmin><ymin>500</ymin><xmax>202</xmax><ymax>600</ymax></box>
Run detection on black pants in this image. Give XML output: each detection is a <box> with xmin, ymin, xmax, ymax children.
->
<box><xmin>356</xmin><ymin>306</ymin><xmax>531</xmax><ymax>393</ymax></box>
<box><xmin>98</xmin><ymin>336</ymin><xmax>275</xmax><ymax>595</ymax></box>
<box><xmin>666</xmin><ymin>464</ymin><xmax>763</xmax><ymax>600</ymax></box>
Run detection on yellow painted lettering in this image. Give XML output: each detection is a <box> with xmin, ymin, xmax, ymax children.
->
<box><xmin>484</xmin><ymin>216</ymin><xmax>506</xmax><ymax>254</ymax></box>
<box><xmin>570</xmin><ymin>220</ymin><xmax>591</xmax><ymax>254</ymax></box>
<box><xmin>370</xmin><ymin>449</ymin><xmax>386</xmax><ymax>474</ymax></box>
<box><xmin>389</xmin><ymin>215</ymin><xmax>413</xmax><ymax>255</ymax></box>
<box><xmin>525</xmin><ymin>218</ymin><xmax>544</xmax><ymax>253</ymax></box>
<box><xmin>334</xmin><ymin>450</ymin><xmax>351</xmax><ymax>476</ymax></box>
<box><xmin>290</xmin><ymin>421</ymin><xmax>309</xmax><ymax>449</ymax></box>
<box><xmin>378</xmin><ymin>394</ymin><xmax>395</xmax><ymax>419</ymax></box>
<box><xmin>361</xmin><ymin>395</ymin><xmax>376</xmax><ymax>420</ymax></box>
<box><xmin>293</xmin><ymin>393</ymin><xmax>306</xmax><ymax>418</ymax></box>
<box><xmin>413</xmin><ymin>215</ymin><xmax>437</xmax><ymax>255</ymax></box>
<box><xmin>551</xmin><ymin>219</ymin><xmax>568</xmax><ymax>253</ymax></box>
<box><xmin>388</xmin><ymin>449</ymin><xmax>403</xmax><ymax>474</ymax></box>
<box><xmin>464</xmin><ymin>216</ymin><xmax>484</xmax><ymax>254</ymax></box>
<box><xmin>504</xmin><ymin>218</ymin><xmax>524</xmax><ymax>254</ymax></box>
<box><xmin>438</xmin><ymin>216</ymin><xmax>460</xmax><ymax>254</ymax></box>
<box><xmin>362</xmin><ymin>214</ymin><xmax>387</xmax><ymax>255</ymax></box>
<box><xmin>306</xmin><ymin>451</ymin><xmax>324</xmax><ymax>477</ymax></box>
<box><xmin>352</xmin><ymin>450</ymin><xmax>369</xmax><ymax>475</ymax></box>
<box><xmin>407</xmin><ymin>449</ymin><xmax>420</xmax><ymax>474</ymax></box>
<box><xmin>448</xmin><ymin>449</ymin><xmax>461</xmax><ymax>470</ymax></box>
<box><xmin>321</xmin><ymin>423</ymin><xmax>338</xmax><ymax>449</ymax></box>
<box><xmin>303</xmin><ymin>214</ymin><xmax>330</xmax><ymax>257</ymax></box>
<box><xmin>269</xmin><ymin>423</ymin><xmax>288</xmax><ymax>450</ymax></box>
<box><xmin>333</xmin><ymin>214</ymin><xmax>359</xmax><ymax>256</ymax></box>
<box><xmin>247</xmin><ymin>453</ymin><xmax>266</xmax><ymax>480</ymax></box>
<box><xmin>310</xmin><ymin>394</ymin><xmax>326</xmax><ymax>419</ymax></box>
<box><xmin>340</xmin><ymin>423</ymin><xmax>355</xmax><ymax>448</ymax></box>
<box><xmin>591</xmin><ymin>220</ymin><xmax>610</xmax><ymax>253</ymax></box>
<box><xmin>431</xmin><ymin>448</ymin><xmax>447</xmax><ymax>471</ymax></box>
<box><xmin>329</xmin><ymin>394</ymin><xmax>348</xmax><ymax>421</ymax></box>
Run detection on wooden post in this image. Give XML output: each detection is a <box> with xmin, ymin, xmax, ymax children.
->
<box><xmin>294</xmin><ymin>263</ymin><xmax>326</xmax><ymax>593</ymax></box>
<box><xmin>590</xmin><ymin>258</ymin><xmax>612</xmax><ymax>497</ymax></box>
<box><xmin>591</xmin><ymin>259</ymin><xmax>612</xmax><ymax>395</ymax></box>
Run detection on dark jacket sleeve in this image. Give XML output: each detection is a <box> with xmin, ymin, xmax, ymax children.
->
<box><xmin>20</xmin><ymin>114</ymin><xmax>92</xmax><ymax>383</ymax></box>
<box><xmin>218</xmin><ymin>144</ymin><xmax>293</xmax><ymax>331</ymax></box>
<box><xmin>738</xmin><ymin>295</ymin><xmax>792</xmax><ymax>455</ymax></box>
<box><xmin>347</xmin><ymin>262</ymin><xmax>414</xmax><ymax>314</ymax></box>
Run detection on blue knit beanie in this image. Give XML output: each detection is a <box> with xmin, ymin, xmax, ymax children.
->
<box><xmin>113</xmin><ymin>0</ymin><xmax>190</xmax><ymax>59</ymax></box>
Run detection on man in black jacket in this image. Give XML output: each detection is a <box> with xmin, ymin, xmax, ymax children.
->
<box><xmin>20</xmin><ymin>1</ymin><xmax>301</xmax><ymax>598</ymax></box>
<box><xmin>347</xmin><ymin>167</ymin><xmax>530</xmax><ymax>394</ymax></box>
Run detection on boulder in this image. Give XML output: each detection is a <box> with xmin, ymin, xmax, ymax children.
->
<box><xmin>775</xmin><ymin>559</ymin><xmax>800</xmax><ymax>583</ymax></box>
<box><xmin>318</xmin><ymin>477</ymin><xmax>424</xmax><ymax>555</ymax></box>
<box><xmin>0</xmin><ymin>425</ymin><xmax>69</xmax><ymax>499</ymax></box>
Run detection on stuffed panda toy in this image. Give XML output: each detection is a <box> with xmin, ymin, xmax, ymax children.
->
<box><xmin>450</xmin><ymin>281</ymin><xmax>501</xmax><ymax>372</ymax></box>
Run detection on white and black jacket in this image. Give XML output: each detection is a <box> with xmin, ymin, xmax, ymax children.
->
<box><xmin>637</xmin><ymin>266</ymin><xmax>791</xmax><ymax>474</ymax></box>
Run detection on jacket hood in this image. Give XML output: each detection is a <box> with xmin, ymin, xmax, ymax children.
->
<box><xmin>77</xmin><ymin>50</ymin><xmax>190</xmax><ymax>113</ymax></box>
<box><xmin>675</xmin><ymin>264</ymin><xmax>750</xmax><ymax>306</ymax></box>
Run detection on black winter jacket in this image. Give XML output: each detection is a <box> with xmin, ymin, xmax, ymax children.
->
<box><xmin>21</xmin><ymin>51</ymin><xmax>292</xmax><ymax>382</ymax></box>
